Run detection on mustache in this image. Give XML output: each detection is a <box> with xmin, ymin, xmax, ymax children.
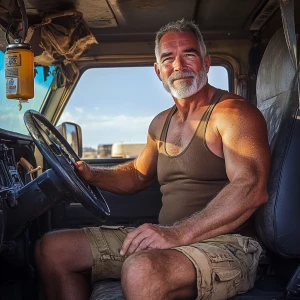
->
<box><xmin>168</xmin><ymin>71</ymin><xmax>196</xmax><ymax>83</ymax></box>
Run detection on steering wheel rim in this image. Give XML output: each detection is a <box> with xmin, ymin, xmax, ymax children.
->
<box><xmin>24</xmin><ymin>109</ymin><xmax>110</xmax><ymax>221</ymax></box>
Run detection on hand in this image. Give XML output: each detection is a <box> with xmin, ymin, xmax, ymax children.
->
<box><xmin>120</xmin><ymin>223</ymin><xmax>183</xmax><ymax>256</ymax></box>
<box><xmin>74</xmin><ymin>161</ymin><xmax>94</xmax><ymax>184</ymax></box>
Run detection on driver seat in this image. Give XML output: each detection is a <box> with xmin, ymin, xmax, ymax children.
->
<box><xmin>90</xmin><ymin>28</ymin><xmax>300</xmax><ymax>300</ymax></box>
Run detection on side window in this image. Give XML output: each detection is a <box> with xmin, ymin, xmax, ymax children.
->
<box><xmin>58</xmin><ymin>66</ymin><xmax>228</xmax><ymax>159</ymax></box>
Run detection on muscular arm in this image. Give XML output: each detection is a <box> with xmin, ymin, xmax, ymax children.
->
<box><xmin>75</xmin><ymin>113</ymin><xmax>164</xmax><ymax>194</ymax></box>
<box><xmin>121</xmin><ymin>99</ymin><xmax>271</xmax><ymax>256</ymax></box>
<box><xmin>175</xmin><ymin>99</ymin><xmax>270</xmax><ymax>243</ymax></box>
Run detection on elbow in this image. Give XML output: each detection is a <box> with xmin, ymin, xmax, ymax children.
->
<box><xmin>240</xmin><ymin>178</ymin><xmax>269</xmax><ymax>210</ymax></box>
<box><xmin>134</xmin><ymin>176</ymin><xmax>156</xmax><ymax>193</ymax></box>
<box><xmin>244</xmin><ymin>172</ymin><xmax>269</xmax><ymax>208</ymax></box>
<box><xmin>120</xmin><ymin>177</ymin><xmax>154</xmax><ymax>195</ymax></box>
<box><xmin>261</xmin><ymin>189</ymin><xmax>269</xmax><ymax>205</ymax></box>
<box><xmin>253</xmin><ymin>187</ymin><xmax>269</xmax><ymax>209</ymax></box>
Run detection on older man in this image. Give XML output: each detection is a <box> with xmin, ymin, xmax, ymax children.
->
<box><xmin>35</xmin><ymin>19</ymin><xmax>270</xmax><ymax>300</ymax></box>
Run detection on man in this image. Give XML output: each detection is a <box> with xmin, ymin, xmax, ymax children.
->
<box><xmin>35</xmin><ymin>19</ymin><xmax>270</xmax><ymax>300</ymax></box>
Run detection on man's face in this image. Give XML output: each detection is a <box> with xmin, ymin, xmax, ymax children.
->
<box><xmin>154</xmin><ymin>31</ymin><xmax>210</xmax><ymax>99</ymax></box>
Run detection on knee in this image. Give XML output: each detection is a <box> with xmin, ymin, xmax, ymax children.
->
<box><xmin>122</xmin><ymin>251</ymin><xmax>156</xmax><ymax>281</ymax></box>
<box><xmin>35</xmin><ymin>232</ymin><xmax>58</xmax><ymax>268</ymax></box>
<box><xmin>121</xmin><ymin>251</ymin><xmax>164</xmax><ymax>297</ymax></box>
<box><xmin>35</xmin><ymin>231</ymin><xmax>72</xmax><ymax>271</ymax></box>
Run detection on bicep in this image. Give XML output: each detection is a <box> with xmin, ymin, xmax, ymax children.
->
<box><xmin>134</xmin><ymin>132</ymin><xmax>158</xmax><ymax>186</ymax></box>
<box><xmin>133</xmin><ymin>109</ymin><xmax>169</xmax><ymax>187</ymax></box>
<box><xmin>221</xmin><ymin>105</ymin><xmax>270</xmax><ymax>184</ymax></box>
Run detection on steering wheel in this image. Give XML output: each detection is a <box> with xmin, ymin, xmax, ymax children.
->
<box><xmin>24</xmin><ymin>110</ymin><xmax>110</xmax><ymax>221</ymax></box>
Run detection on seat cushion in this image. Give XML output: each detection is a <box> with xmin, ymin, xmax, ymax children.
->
<box><xmin>90</xmin><ymin>277</ymin><xmax>286</xmax><ymax>300</ymax></box>
<box><xmin>91</xmin><ymin>280</ymin><xmax>123</xmax><ymax>300</ymax></box>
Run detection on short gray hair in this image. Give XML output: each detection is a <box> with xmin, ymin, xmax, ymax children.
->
<box><xmin>155</xmin><ymin>19</ymin><xmax>207</xmax><ymax>63</ymax></box>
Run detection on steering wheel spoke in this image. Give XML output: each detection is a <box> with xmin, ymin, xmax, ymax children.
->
<box><xmin>24</xmin><ymin>110</ymin><xmax>110</xmax><ymax>221</ymax></box>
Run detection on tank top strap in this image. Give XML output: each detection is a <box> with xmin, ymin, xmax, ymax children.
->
<box><xmin>160</xmin><ymin>105</ymin><xmax>177</xmax><ymax>142</ymax></box>
<box><xmin>198</xmin><ymin>89</ymin><xmax>227</xmax><ymax>139</ymax></box>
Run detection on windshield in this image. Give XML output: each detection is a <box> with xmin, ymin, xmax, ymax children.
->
<box><xmin>0</xmin><ymin>50</ymin><xmax>55</xmax><ymax>135</ymax></box>
<box><xmin>58</xmin><ymin>65</ymin><xmax>229</xmax><ymax>159</ymax></box>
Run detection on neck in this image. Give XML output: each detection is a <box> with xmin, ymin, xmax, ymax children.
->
<box><xmin>173</xmin><ymin>84</ymin><xmax>215</xmax><ymax>120</ymax></box>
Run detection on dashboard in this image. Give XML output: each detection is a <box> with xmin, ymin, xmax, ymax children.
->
<box><xmin>0</xmin><ymin>132</ymin><xmax>68</xmax><ymax>246</ymax></box>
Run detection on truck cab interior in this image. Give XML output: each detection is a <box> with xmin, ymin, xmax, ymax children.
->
<box><xmin>0</xmin><ymin>0</ymin><xmax>300</xmax><ymax>299</ymax></box>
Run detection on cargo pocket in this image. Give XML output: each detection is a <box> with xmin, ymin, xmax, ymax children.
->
<box><xmin>85</xmin><ymin>226</ymin><xmax>131</xmax><ymax>283</ymax></box>
<box><xmin>214</xmin><ymin>269</ymin><xmax>241</xmax><ymax>282</ymax></box>
<box><xmin>98</xmin><ymin>226</ymin><xmax>134</xmax><ymax>257</ymax></box>
<box><xmin>201</xmin><ymin>246</ymin><xmax>243</xmax><ymax>297</ymax></box>
<box><xmin>234</xmin><ymin>235</ymin><xmax>263</xmax><ymax>272</ymax></box>
<box><xmin>213</xmin><ymin>268</ymin><xmax>242</xmax><ymax>299</ymax></box>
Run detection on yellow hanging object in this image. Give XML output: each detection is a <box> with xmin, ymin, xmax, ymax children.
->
<box><xmin>5</xmin><ymin>43</ymin><xmax>34</xmax><ymax>102</ymax></box>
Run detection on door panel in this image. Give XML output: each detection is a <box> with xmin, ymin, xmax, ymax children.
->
<box><xmin>60</xmin><ymin>158</ymin><xmax>162</xmax><ymax>229</ymax></box>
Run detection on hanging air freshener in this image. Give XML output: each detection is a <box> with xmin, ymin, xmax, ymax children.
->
<box><xmin>4</xmin><ymin>0</ymin><xmax>34</xmax><ymax>109</ymax></box>
<box><xmin>5</xmin><ymin>42</ymin><xmax>34</xmax><ymax>102</ymax></box>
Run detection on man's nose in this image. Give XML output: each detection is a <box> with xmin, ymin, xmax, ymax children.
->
<box><xmin>172</xmin><ymin>55</ymin><xmax>185</xmax><ymax>71</ymax></box>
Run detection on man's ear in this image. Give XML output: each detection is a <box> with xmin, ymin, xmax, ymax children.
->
<box><xmin>154</xmin><ymin>62</ymin><xmax>162</xmax><ymax>81</ymax></box>
<box><xmin>204</xmin><ymin>55</ymin><xmax>211</xmax><ymax>73</ymax></box>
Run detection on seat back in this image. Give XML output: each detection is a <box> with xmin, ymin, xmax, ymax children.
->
<box><xmin>255</xmin><ymin>29</ymin><xmax>300</xmax><ymax>256</ymax></box>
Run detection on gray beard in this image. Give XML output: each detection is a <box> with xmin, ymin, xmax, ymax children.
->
<box><xmin>162</xmin><ymin>69</ymin><xmax>207</xmax><ymax>99</ymax></box>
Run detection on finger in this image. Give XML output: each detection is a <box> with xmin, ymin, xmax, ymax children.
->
<box><xmin>74</xmin><ymin>161</ymin><xmax>93</xmax><ymax>183</ymax></box>
<box><xmin>135</xmin><ymin>237</ymin><xmax>154</xmax><ymax>253</ymax></box>
<box><xmin>125</xmin><ymin>230</ymin><xmax>151</xmax><ymax>256</ymax></box>
<box><xmin>120</xmin><ymin>227</ymin><xmax>144</xmax><ymax>256</ymax></box>
<box><xmin>75</xmin><ymin>160</ymin><xmax>85</xmax><ymax>170</ymax></box>
<box><xmin>74</xmin><ymin>161</ymin><xmax>86</xmax><ymax>179</ymax></box>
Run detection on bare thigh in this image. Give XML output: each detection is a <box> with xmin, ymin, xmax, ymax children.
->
<box><xmin>37</xmin><ymin>228</ymin><xmax>93</xmax><ymax>273</ymax></box>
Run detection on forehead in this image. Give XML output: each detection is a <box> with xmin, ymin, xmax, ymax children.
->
<box><xmin>158</xmin><ymin>31</ymin><xmax>199</xmax><ymax>53</ymax></box>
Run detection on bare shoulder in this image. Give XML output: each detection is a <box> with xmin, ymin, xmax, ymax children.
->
<box><xmin>213</xmin><ymin>92</ymin><xmax>267</xmax><ymax>133</ymax></box>
<box><xmin>217</xmin><ymin>92</ymin><xmax>258</xmax><ymax>112</ymax></box>
<box><xmin>148</xmin><ymin>106</ymin><xmax>174</xmax><ymax>141</ymax></box>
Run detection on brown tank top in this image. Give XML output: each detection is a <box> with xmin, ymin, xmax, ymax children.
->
<box><xmin>157</xmin><ymin>89</ymin><xmax>229</xmax><ymax>225</ymax></box>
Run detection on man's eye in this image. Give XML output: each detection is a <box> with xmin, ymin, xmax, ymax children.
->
<box><xmin>162</xmin><ymin>57</ymin><xmax>172</xmax><ymax>63</ymax></box>
<box><xmin>185</xmin><ymin>53</ymin><xmax>195</xmax><ymax>57</ymax></box>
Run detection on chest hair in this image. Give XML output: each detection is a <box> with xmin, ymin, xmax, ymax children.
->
<box><xmin>165</xmin><ymin>116</ymin><xmax>203</xmax><ymax>156</ymax></box>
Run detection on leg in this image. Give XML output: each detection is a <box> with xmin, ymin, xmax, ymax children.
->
<box><xmin>121</xmin><ymin>249</ymin><xmax>197</xmax><ymax>300</ymax></box>
<box><xmin>121</xmin><ymin>235</ymin><xmax>263</xmax><ymax>300</ymax></box>
<box><xmin>35</xmin><ymin>229</ymin><xmax>93</xmax><ymax>300</ymax></box>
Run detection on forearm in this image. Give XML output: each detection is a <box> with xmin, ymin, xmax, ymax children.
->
<box><xmin>88</xmin><ymin>160</ymin><xmax>154</xmax><ymax>194</ymax></box>
<box><xmin>174</xmin><ymin>181</ymin><xmax>268</xmax><ymax>244</ymax></box>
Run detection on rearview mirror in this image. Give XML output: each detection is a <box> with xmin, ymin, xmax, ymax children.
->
<box><xmin>56</xmin><ymin>122</ymin><xmax>83</xmax><ymax>158</ymax></box>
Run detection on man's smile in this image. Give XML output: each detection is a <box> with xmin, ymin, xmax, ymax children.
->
<box><xmin>172</xmin><ymin>76</ymin><xmax>193</xmax><ymax>83</ymax></box>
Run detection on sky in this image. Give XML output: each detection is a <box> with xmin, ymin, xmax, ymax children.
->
<box><xmin>58</xmin><ymin>66</ymin><xmax>229</xmax><ymax>149</ymax></box>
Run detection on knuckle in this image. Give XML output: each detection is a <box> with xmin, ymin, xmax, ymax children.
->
<box><xmin>142</xmin><ymin>223</ymin><xmax>151</xmax><ymax>229</ymax></box>
<box><xmin>145</xmin><ymin>224</ymin><xmax>156</xmax><ymax>232</ymax></box>
<box><xmin>131</xmin><ymin>241</ymin><xmax>138</xmax><ymax>247</ymax></box>
<box><xmin>137</xmin><ymin>243</ymin><xmax>147</xmax><ymax>250</ymax></box>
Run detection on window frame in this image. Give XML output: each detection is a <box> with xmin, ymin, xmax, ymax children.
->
<box><xmin>54</xmin><ymin>57</ymin><xmax>233</xmax><ymax>159</ymax></box>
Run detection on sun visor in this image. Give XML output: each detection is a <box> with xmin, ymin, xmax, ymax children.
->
<box><xmin>28</xmin><ymin>10</ymin><xmax>98</xmax><ymax>66</ymax></box>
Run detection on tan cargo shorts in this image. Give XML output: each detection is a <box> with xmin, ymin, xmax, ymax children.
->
<box><xmin>84</xmin><ymin>226</ymin><xmax>263</xmax><ymax>300</ymax></box>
